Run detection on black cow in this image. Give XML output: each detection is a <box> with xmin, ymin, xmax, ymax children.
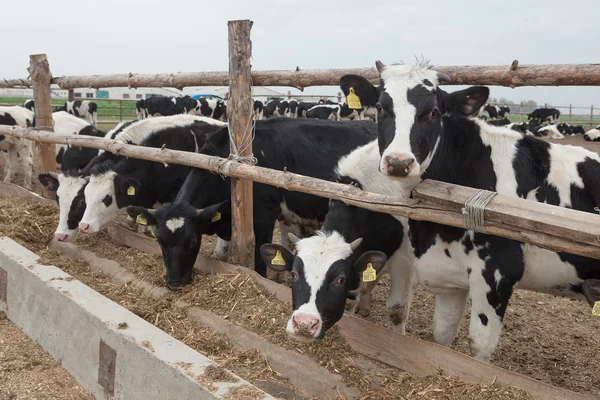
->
<box><xmin>571</xmin><ymin>125</ymin><xmax>586</xmax><ymax>135</ymax></box>
<box><xmin>528</xmin><ymin>108</ymin><xmax>561</xmax><ymax>125</ymax></box>
<box><xmin>287</xmin><ymin>100</ymin><xmax>299</xmax><ymax>119</ymax></box>
<box><xmin>56</xmin><ymin>125</ymin><xmax>107</xmax><ymax>170</ymax></box>
<box><xmin>264</xmin><ymin>99</ymin><xmax>282</xmax><ymax>118</ymax></box>
<box><xmin>487</xmin><ymin>118</ymin><xmax>511</xmax><ymax>126</ymax></box>
<box><xmin>136</xmin><ymin>99</ymin><xmax>147</xmax><ymax>119</ymax></box>
<box><xmin>277</xmin><ymin>101</ymin><xmax>289</xmax><ymax>117</ymax></box>
<box><xmin>144</xmin><ymin>96</ymin><xmax>179</xmax><ymax>117</ymax></box>
<box><xmin>127</xmin><ymin>118</ymin><xmax>377</xmax><ymax>288</ymax></box>
<box><xmin>498</xmin><ymin>106</ymin><xmax>510</xmax><ymax>118</ymax></box>
<box><xmin>341</xmin><ymin>61</ymin><xmax>600</xmax><ymax>362</ymax></box>
<box><xmin>557</xmin><ymin>123</ymin><xmax>573</xmax><ymax>135</ymax></box>
<box><xmin>261</xmin><ymin>140</ymin><xmax>413</xmax><ymax>341</ymax></box>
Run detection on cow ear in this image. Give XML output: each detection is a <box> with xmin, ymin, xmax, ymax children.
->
<box><xmin>126</xmin><ymin>206</ymin><xmax>157</xmax><ymax>226</ymax></box>
<box><xmin>38</xmin><ymin>173</ymin><xmax>59</xmax><ymax>191</ymax></box>
<box><xmin>120</xmin><ymin>177</ymin><xmax>141</xmax><ymax>197</ymax></box>
<box><xmin>339</xmin><ymin>74</ymin><xmax>380</xmax><ymax>108</ymax></box>
<box><xmin>353</xmin><ymin>251</ymin><xmax>387</xmax><ymax>281</ymax></box>
<box><xmin>260</xmin><ymin>244</ymin><xmax>294</xmax><ymax>272</ymax></box>
<box><xmin>196</xmin><ymin>200</ymin><xmax>230</xmax><ymax>223</ymax></box>
<box><xmin>450</xmin><ymin>86</ymin><xmax>489</xmax><ymax>116</ymax></box>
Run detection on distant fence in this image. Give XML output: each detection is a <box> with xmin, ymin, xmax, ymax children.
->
<box><xmin>483</xmin><ymin>102</ymin><xmax>600</xmax><ymax>127</ymax></box>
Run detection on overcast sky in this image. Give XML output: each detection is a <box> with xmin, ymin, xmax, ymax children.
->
<box><xmin>3</xmin><ymin>0</ymin><xmax>598</xmax><ymax>110</ymax></box>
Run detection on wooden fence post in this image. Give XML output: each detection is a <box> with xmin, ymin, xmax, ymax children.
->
<box><xmin>120</xmin><ymin>100</ymin><xmax>123</xmax><ymax>121</ymax></box>
<box><xmin>591</xmin><ymin>105</ymin><xmax>594</xmax><ymax>128</ymax></box>
<box><xmin>287</xmin><ymin>90</ymin><xmax>291</xmax><ymax>100</ymax></box>
<box><xmin>519</xmin><ymin>102</ymin><xmax>523</xmax><ymax>122</ymax></box>
<box><xmin>28</xmin><ymin>54</ymin><xmax>55</xmax><ymax>199</ymax></box>
<box><xmin>68</xmin><ymin>89</ymin><xmax>74</xmax><ymax>101</ymax></box>
<box><xmin>569</xmin><ymin>104</ymin><xmax>572</xmax><ymax>123</ymax></box>
<box><xmin>227</xmin><ymin>20</ymin><xmax>255</xmax><ymax>270</ymax></box>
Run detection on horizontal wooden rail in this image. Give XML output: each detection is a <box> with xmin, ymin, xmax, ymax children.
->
<box><xmin>1</xmin><ymin>124</ymin><xmax>600</xmax><ymax>259</ymax></box>
<box><xmin>2</xmin><ymin>62</ymin><xmax>600</xmax><ymax>90</ymax></box>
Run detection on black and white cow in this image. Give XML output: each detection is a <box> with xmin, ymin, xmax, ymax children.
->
<box><xmin>342</xmin><ymin>61</ymin><xmax>600</xmax><ymax>362</ymax></box>
<box><xmin>506</xmin><ymin>122</ymin><xmax>529</xmax><ymax>135</ymax></box>
<box><xmin>528</xmin><ymin>108</ymin><xmax>561</xmax><ymax>125</ymax></box>
<box><xmin>260</xmin><ymin>140</ymin><xmax>414</xmax><ymax>341</ymax></box>
<box><xmin>54</xmin><ymin>100</ymin><xmax>98</xmax><ymax>126</ymax></box>
<box><xmin>191</xmin><ymin>98</ymin><xmax>227</xmax><ymax>121</ymax></box>
<box><xmin>23</xmin><ymin>99</ymin><xmax>35</xmax><ymax>112</ymax></box>
<box><xmin>136</xmin><ymin>99</ymin><xmax>147</xmax><ymax>119</ymax></box>
<box><xmin>143</xmin><ymin>96</ymin><xmax>179</xmax><ymax>117</ymax></box>
<box><xmin>127</xmin><ymin>118</ymin><xmax>377</xmax><ymax>288</ymax></box>
<box><xmin>287</xmin><ymin>100</ymin><xmax>299</xmax><ymax>119</ymax></box>
<box><xmin>305</xmin><ymin>104</ymin><xmax>340</xmax><ymax>120</ymax></box>
<box><xmin>253</xmin><ymin>100</ymin><xmax>264</xmax><ymax>120</ymax></box>
<box><xmin>482</xmin><ymin>104</ymin><xmax>500</xmax><ymax>120</ymax></box>
<box><xmin>264</xmin><ymin>99</ymin><xmax>282</xmax><ymax>118</ymax></box>
<box><xmin>584</xmin><ymin>125</ymin><xmax>600</xmax><ymax>141</ymax></box>
<box><xmin>43</xmin><ymin>111</ymin><xmax>94</xmax><ymax>165</ymax></box>
<box><xmin>498</xmin><ymin>106</ymin><xmax>510</xmax><ymax>118</ymax></box>
<box><xmin>339</xmin><ymin>104</ymin><xmax>360</xmax><ymax>120</ymax></box>
<box><xmin>570</xmin><ymin>125</ymin><xmax>586</xmax><ymax>135</ymax></box>
<box><xmin>78</xmin><ymin>116</ymin><xmax>226</xmax><ymax>235</ymax></box>
<box><xmin>556</xmin><ymin>123</ymin><xmax>573</xmax><ymax>135</ymax></box>
<box><xmin>296</xmin><ymin>102</ymin><xmax>318</xmax><ymax>118</ymax></box>
<box><xmin>0</xmin><ymin>106</ymin><xmax>34</xmax><ymax>189</ymax></box>
<box><xmin>536</xmin><ymin>124</ymin><xmax>565</xmax><ymax>139</ymax></box>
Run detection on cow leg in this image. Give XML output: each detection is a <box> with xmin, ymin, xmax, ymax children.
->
<box><xmin>386</xmin><ymin>248</ymin><xmax>416</xmax><ymax>334</ymax></box>
<box><xmin>254</xmin><ymin>214</ymin><xmax>279</xmax><ymax>278</ymax></box>
<box><xmin>215</xmin><ymin>238</ymin><xmax>230</xmax><ymax>261</ymax></box>
<box><xmin>4</xmin><ymin>146</ymin><xmax>18</xmax><ymax>184</ymax></box>
<box><xmin>20</xmin><ymin>140</ymin><xmax>33</xmax><ymax>190</ymax></box>
<box><xmin>432</xmin><ymin>290</ymin><xmax>468</xmax><ymax>347</ymax></box>
<box><xmin>467</xmin><ymin>269</ymin><xmax>514</xmax><ymax>362</ymax></box>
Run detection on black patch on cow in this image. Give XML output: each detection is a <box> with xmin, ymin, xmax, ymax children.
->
<box><xmin>102</xmin><ymin>194</ymin><xmax>112</xmax><ymax>207</ymax></box>
<box><xmin>422</xmin><ymin>79</ymin><xmax>434</xmax><ymax>87</ymax></box>
<box><xmin>466</xmin><ymin>267</ymin><xmax>472</xmax><ymax>276</ymax></box>
<box><xmin>478</xmin><ymin>313</ymin><xmax>488</xmax><ymax>326</ymax></box>
<box><xmin>444</xmin><ymin>249</ymin><xmax>451</xmax><ymax>258</ymax></box>
<box><xmin>67</xmin><ymin>186</ymin><xmax>87</xmax><ymax>230</ymax></box>
<box><xmin>513</xmin><ymin>136</ymin><xmax>551</xmax><ymax>199</ymax></box>
<box><xmin>337</xmin><ymin>175</ymin><xmax>363</xmax><ymax>189</ymax></box>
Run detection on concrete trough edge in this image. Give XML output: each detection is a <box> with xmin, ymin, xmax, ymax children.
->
<box><xmin>0</xmin><ymin>237</ymin><xmax>274</xmax><ymax>400</ymax></box>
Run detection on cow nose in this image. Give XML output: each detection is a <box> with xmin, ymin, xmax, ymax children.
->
<box><xmin>383</xmin><ymin>155</ymin><xmax>415</xmax><ymax>177</ymax></box>
<box><xmin>79</xmin><ymin>223</ymin><xmax>90</xmax><ymax>233</ymax></box>
<box><xmin>292</xmin><ymin>314</ymin><xmax>321</xmax><ymax>337</ymax></box>
<box><xmin>55</xmin><ymin>233</ymin><xmax>69</xmax><ymax>242</ymax></box>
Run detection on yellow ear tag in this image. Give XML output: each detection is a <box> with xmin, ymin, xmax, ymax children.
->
<box><xmin>211</xmin><ymin>212</ymin><xmax>221</xmax><ymax>223</ymax></box>
<box><xmin>362</xmin><ymin>263</ymin><xmax>377</xmax><ymax>283</ymax></box>
<box><xmin>127</xmin><ymin>185</ymin><xmax>135</xmax><ymax>196</ymax></box>
<box><xmin>136</xmin><ymin>214</ymin><xmax>147</xmax><ymax>226</ymax></box>
<box><xmin>346</xmin><ymin>88</ymin><xmax>362</xmax><ymax>109</ymax></box>
<box><xmin>593</xmin><ymin>301</ymin><xmax>600</xmax><ymax>317</ymax></box>
<box><xmin>271</xmin><ymin>250</ymin><xmax>286</xmax><ymax>266</ymax></box>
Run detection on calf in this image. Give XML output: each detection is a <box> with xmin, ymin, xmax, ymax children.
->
<box><xmin>0</xmin><ymin>106</ymin><xmax>34</xmax><ymax>188</ymax></box>
<box><xmin>195</xmin><ymin>98</ymin><xmax>227</xmax><ymax>121</ymax></box>
<box><xmin>78</xmin><ymin>116</ymin><xmax>225</xmax><ymax>234</ymax></box>
<box><xmin>296</xmin><ymin>102</ymin><xmax>317</xmax><ymax>118</ymax></box>
<box><xmin>253</xmin><ymin>100</ymin><xmax>264</xmax><ymax>120</ymax></box>
<box><xmin>261</xmin><ymin>140</ymin><xmax>414</xmax><ymax>341</ymax></box>
<box><xmin>557</xmin><ymin>123</ymin><xmax>573</xmax><ymax>135</ymax></box>
<box><xmin>344</xmin><ymin>61</ymin><xmax>600</xmax><ymax>362</ymax></box>
<box><xmin>528</xmin><ymin>108</ymin><xmax>560</xmax><ymax>125</ymax></box>
<box><xmin>306</xmin><ymin>104</ymin><xmax>340</xmax><ymax>120</ymax></box>
<box><xmin>536</xmin><ymin>124</ymin><xmax>565</xmax><ymax>139</ymax></box>
<box><xmin>127</xmin><ymin>118</ymin><xmax>376</xmax><ymax>288</ymax></box>
<box><xmin>136</xmin><ymin>99</ymin><xmax>147</xmax><ymax>119</ymax></box>
<box><xmin>24</xmin><ymin>99</ymin><xmax>35</xmax><ymax>112</ymax></box>
<box><xmin>264</xmin><ymin>99</ymin><xmax>282</xmax><ymax>118</ymax></box>
<box><xmin>55</xmin><ymin>100</ymin><xmax>98</xmax><ymax>126</ymax></box>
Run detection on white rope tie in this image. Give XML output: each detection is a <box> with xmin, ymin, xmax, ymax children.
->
<box><xmin>461</xmin><ymin>189</ymin><xmax>497</xmax><ymax>233</ymax></box>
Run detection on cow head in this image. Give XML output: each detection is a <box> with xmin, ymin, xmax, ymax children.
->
<box><xmin>260</xmin><ymin>232</ymin><xmax>386</xmax><ymax>342</ymax></box>
<box><xmin>39</xmin><ymin>172</ymin><xmax>89</xmax><ymax>242</ymax></box>
<box><xmin>127</xmin><ymin>200</ymin><xmax>230</xmax><ymax>289</ymax></box>
<box><xmin>340</xmin><ymin>62</ymin><xmax>488</xmax><ymax>183</ymax></box>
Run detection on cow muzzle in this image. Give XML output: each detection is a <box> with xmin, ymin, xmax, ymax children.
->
<box><xmin>287</xmin><ymin>313</ymin><xmax>322</xmax><ymax>341</ymax></box>
<box><xmin>382</xmin><ymin>154</ymin><xmax>416</xmax><ymax>178</ymax></box>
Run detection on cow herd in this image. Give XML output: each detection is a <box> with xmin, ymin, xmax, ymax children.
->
<box><xmin>1</xmin><ymin>61</ymin><xmax>600</xmax><ymax>365</ymax></box>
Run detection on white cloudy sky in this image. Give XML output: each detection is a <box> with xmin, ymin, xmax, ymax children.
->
<box><xmin>3</xmin><ymin>0</ymin><xmax>599</xmax><ymax>109</ymax></box>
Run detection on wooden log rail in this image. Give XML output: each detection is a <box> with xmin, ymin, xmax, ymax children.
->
<box><xmin>2</xmin><ymin>62</ymin><xmax>600</xmax><ymax>90</ymax></box>
<box><xmin>1</xmin><ymin>124</ymin><xmax>600</xmax><ymax>259</ymax></box>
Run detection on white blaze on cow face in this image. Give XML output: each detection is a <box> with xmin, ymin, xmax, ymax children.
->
<box><xmin>55</xmin><ymin>174</ymin><xmax>89</xmax><ymax>242</ymax></box>
<box><xmin>376</xmin><ymin>64</ymin><xmax>441</xmax><ymax>180</ymax></box>
<box><xmin>286</xmin><ymin>231</ymin><xmax>354</xmax><ymax>342</ymax></box>
<box><xmin>165</xmin><ymin>217</ymin><xmax>185</xmax><ymax>233</ymax></box>
<box><xmin>79</xmin><ymin>171</ymin><xmax>120</xmax><ymax>233</ymax></box>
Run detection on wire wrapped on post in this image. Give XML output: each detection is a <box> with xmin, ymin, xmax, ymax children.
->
<box><xmin>461</xmin><ymin>189</ymin><xmax>497</xmax><ymax>233</ymax></box>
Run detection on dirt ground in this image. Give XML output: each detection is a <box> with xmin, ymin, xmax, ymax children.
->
<box><xmin>1</xmin><ymin>134</ymin><xmax>599</xmax><ymax>399</ymax></box>
<box><xmin>0</xmin><ymin>312</ymin><xmax>92</xmax><ymax>400</ymax></box>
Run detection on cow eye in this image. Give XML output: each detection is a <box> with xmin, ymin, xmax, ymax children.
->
<box><xmin>335</xmin><ymin>276</ymin><xmax>346</xmax><ymax>285</ymax></box>
<box><xmin>291</xmin><ymin>271</ymin><xmax>299</xmax><ymax>281</ymax></box>
<box><xmin>428</xmin><ymin>108</ymin><xmax>439</xmax><ymax>120</ymax></box>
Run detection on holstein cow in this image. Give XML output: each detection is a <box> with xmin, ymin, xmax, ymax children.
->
<box><xmin>253</xmin><ymin>100</ymin><xmax>264</xmax><ymax>120</ymax></box>
<box><xmin>144</xmin><ymin>96</ymin><xmax>179</xmax><ymax>117</ymax></box>
<box><xmin>498</xmin><ymin>106</ymin><xmax>510</xmax><ymax>118</ymax></box>
<box><xmin>506</xmin><ymin>122</ymin><xmax>529</xmax><ymax>135</ymax></box>
<box><xmin>305</xmin><ymin>104</ymin><xmax>340</xmax><ymax>120</ymax></box>
<box><xmin>482</xmin><ymin>104</ymin><xmax>499</xmax><ymax>120</ymax></box>
<box><xmin>536</xmin><ymin>125</ymin><xmax>565</xmax><ymax>139</ymax></box>
<box><xmin>54</xmin><ymin>100</ymin><xmax>98</xmax><ymax>126</ymax></box>
<box><xmin>264</xmin><ymin>99</ymin><xmax>281</xmax><ymax>118</ymax></box>
<box><xmin>78</xmin><ymin>116</ymin><xmax>225</xmax><ymax>235</ymax></box>
<box><xmin>584</xmin><ymin>125</ymin><xmax>600</xmax><ymax>141</ymax></box>
<box><xmin>556</xmin><ymin>123</ymin><xmax>573</xmax><ymax>136</ymax></box>
<box><xmin>528</xmin><ymin>108</ymin><xmax>561</xmax><ymax>125</ymax></box>
<box><xmin>486</xmin><ymin>118</ymin><xmax>511</xmax><ymax>127</ymax></box>
<box><xmin>38</xmin><ymin>117</ymin><xmax>202</xmax><ymax>243</ymax></box>
<box><xmin>340</xmin><ymin>75</ymin><xmax>378</xmax><ymax>121</ymax></box>
<box><xmin>287</xmin><ymin>100</ymin><xmax>299</xmax><ymax>118</ymax></box>
<box><xmin>0</xmin><ymin>106</ymin><xmax>34</xmax><ymax>188</ymax></box>
<box><xmin>341</xmin><ymin>60</ymin><xmax>600</xmax><ymax>362</ymax></box>
<box><xmin>24</xmin><ymin>99</ymin><xmax>35</xmax><ymax>112</ymax></box>
<box><xmin>194</xmin><ymin>98</ymin><xmax>227</xmax><ymax>121</ymax></box>
<box><xmin>260</xmin><ymin>140</ymin><xmax>414</xmax><ymax>341</ymax></box>
<box><xmin>297</xmin><ymin>102</ymin><xmax>318</xmax><ymax>118</ymax></box>
<box><xmin>127</xmin><ymin>118</ymin><xmax>376</xmax><ymax>288</ymax></box>
<box><xmin>136</xmin><ymin>99</ymin><xmax>148</xmax><ymax>119</ymax></box>
<box><xmin>570</xmin><ymin>125</ymin><xmax>586</xmax><ymax>135</ymax></box>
